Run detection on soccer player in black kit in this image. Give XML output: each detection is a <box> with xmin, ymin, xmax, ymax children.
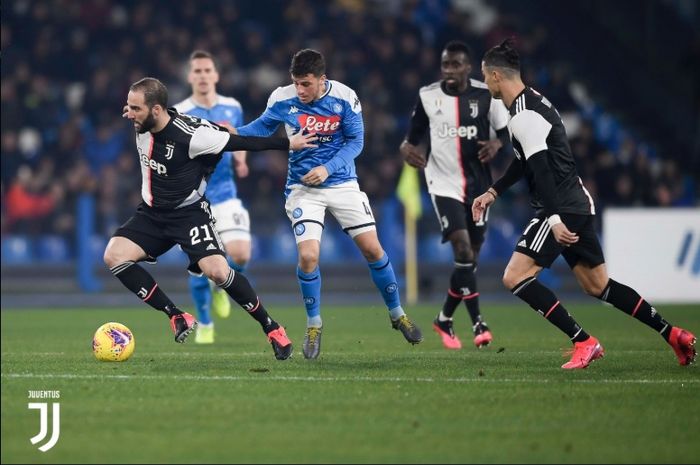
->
<box><xmin>400</xmin><ymin>41</ymin><xmax>511</xmax><ymax>350</ymax></box>
<box><xmin>472</xmin><ymin>39</ymin><xmax>696</xmax><ymax>369</ymax></box>
<box><xmin>104</xmin><ymin>77</ymin><xmax>317</xmax><ymax>360</ymax></box>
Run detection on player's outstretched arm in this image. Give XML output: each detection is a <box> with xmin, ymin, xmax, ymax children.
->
<box><xmin>190</xmin><ymin>125</ymin><xmax>317</xmax><ymax>158</ymax></box>
<box><xmin>491</xmin><ymin>156</ymin><xmax>524</xmax><ymax>196</ymax></box>
<box><xmin>222</xmin><ymin>132</ymin><xmax>317</xmax><ymax>153</ymax></box>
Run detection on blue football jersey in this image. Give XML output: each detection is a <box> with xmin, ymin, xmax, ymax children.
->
<box><xmin>173</xmin><ymin>95</ymin><xmax>244</xmax><ymax>203</ymax></box>
<box><xmin>236</xmin><ymin>80</ymin><xmax>364</xmax><ymax>196</ymax></box>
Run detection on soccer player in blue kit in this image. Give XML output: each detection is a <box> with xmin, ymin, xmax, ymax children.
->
<box><xmin>236</xmin><ymin>49</ymin><xmax>423</xmax><ymax>359</ymax></box>
<box><xmin>174</xmin><ymin>51</ymin><xmax>250</xmax><ymax>344</ymax></box>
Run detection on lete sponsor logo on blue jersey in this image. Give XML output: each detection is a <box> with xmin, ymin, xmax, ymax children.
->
<box><xmin>173</xmin><ymin>95</ymin><xmax>244</xmax><ymax>203</ymax></box>
<box><xmin>236</xmin><ymin>80</ymin><xmax>364</xmax><ymax>196</ymax></box>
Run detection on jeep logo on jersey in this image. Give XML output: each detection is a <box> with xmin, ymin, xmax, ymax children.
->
<box><xmin>298</xmin><ymin>114</ymin><xmax>341</xmax><ymax>134</ymax></box>
<box><xmin>140</xmin><ymin>153</ymin><xmax>167</xmax><ymax>175</ymax></box>
<box><xmin>437</xmin><ymin>123</ymin><xmax>478</xmax><ymax>139</ymax></box>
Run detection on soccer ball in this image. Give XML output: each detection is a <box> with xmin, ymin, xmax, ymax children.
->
<box><xmin>92</xmin><ymin>322</ymin><xmax>135</xmax><ymax>362</ymax></box>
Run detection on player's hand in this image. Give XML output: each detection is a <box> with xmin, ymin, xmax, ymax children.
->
<box><xmin>218</xmin><ymin>122</ymin><xmax>238</xmax><ymax>134</ymax></box>
<box><xmin>234</xmin><ymin>158</ymin><xmax>249</xmax><ymax>178</ymax></box>
<box><xmin>122</xmin><ymin>105</ymin><xmax>129</xmax><ymax>118</ymax></box>
<box><xmin>477</xmin><ymin>139</ymin><xmax>502</xmax><ymax>163</ymax></box>
<box><xmin>551</xmin><ymin>222</ymin><xmax>579</xmax><ymax>246</ymax></box>
<box><xmin>301</xmin><ymin>166</ymin><xmax>329</xmax><ymax>186</ymax></box>
<box><xmin>400</xmin><ymin>141</ymin><xmax>427</xmax><ymax>169</ymax></box>
<box><xmin>289</xmin><ymin>132</ymin><xmax>318</xmax><ymax>151</ymax></box>
<box><xmin>471</xmin><ymin>191</ymin><xmax>496</xmax><ymax>222</ymax></box>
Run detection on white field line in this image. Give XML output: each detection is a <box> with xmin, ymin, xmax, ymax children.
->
<box><xmin>1</xmin><ymin>372</ymin><xmax>698</xmax><ymax>385</ymax></box>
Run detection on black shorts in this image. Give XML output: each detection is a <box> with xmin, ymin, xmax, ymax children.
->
<box><xmin>113</xmin><ymin>201</ymin><xmax>225</xmax><ymax>274</ymax></box>
<box><xmin>431</xmin><ymin>195</ymin><xmax>488</xmax><ymax>245</ymax></box>
<box><xmin>515</xmin><ymin>213</ymin><xmax>605</xmax><ymax>269</ymax></box>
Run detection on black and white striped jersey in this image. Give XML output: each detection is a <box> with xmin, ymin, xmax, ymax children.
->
<box><xmin>134</xmin><ymin>109</ymin><xmax>230</xmax><ymax>209</ymax></box>
<box><xmin>405</xmin><ymin>79</ymin><xmax>509</xmax><ymax>203</ymax></box>
<box><xmin>508</xmin><ymin>87</ymin><xmax>595</xmax><ymax>215</ymax></box>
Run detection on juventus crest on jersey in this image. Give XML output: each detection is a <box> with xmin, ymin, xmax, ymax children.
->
<box><xmin>134</xmin><ymin>109</ymin><xmax>231</xmax><ymax>209</ymax></box>
<box><xmin>408</xmin><ymin>79</ymin><xmax>509</xmax><ymax>203</ymax></box>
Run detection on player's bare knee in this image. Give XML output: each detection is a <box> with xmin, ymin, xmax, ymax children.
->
<box><xmin>582</xmin><ymin>281</ymin><xmax>606</xmax><ymax>297</ymax></box>
<box><xmin>103</xmin><ymin>248</ymin><xmax>111</xmax><ymax>267</ymax></box>
<box><xmin>502</xmin><ymin>269</ymin><xmax>523</xmax><ymax>290</ymax></box>
<box><xmin>502</xmin><ymin>273</ymin><xmax>514</xmax><ymax>290</ymax></box>
<box><xmin>362</xmin><ymin>247</ymin><xmax>384</xmax><ymax>262</ymax></box>
<box><xmin>103</xmin><ymin>247</ymin><xmax>125</xmax><ymax>268</ymax></box>
<box><xmin>356</xmin><ymin>240</ymin><xmax>384</xmax><ymax>262</ymax></box>
<box><xmin>198</xmin><ymin>255</ymin><xmax>230</xmax><ymax>284</ymax></box>
<box><xmin>204</xmin><ymin>266</ymin><xmax>229</xmax><ymax>285</ymax></box>
<box><xmin>298</xmin><ymin>250</ymin><xmax>319</xmax><ymax>270</ymax></box>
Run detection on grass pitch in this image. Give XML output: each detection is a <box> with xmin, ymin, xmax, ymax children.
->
<box><xmin>1</xmin><ymin>303</ymin><xmax>699</xmax><ymax>464</ymax></box>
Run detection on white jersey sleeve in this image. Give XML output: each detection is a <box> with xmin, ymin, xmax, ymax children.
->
<box><xmin>189</xmin><ymin>125</ymin><xmax>230</xmax><ymax>158</ymax></box>
<box><xmin>488</xmin><ymin>98</ymin><xmax>509</xmax><ymax>131</ymax></box>
<box><xmin>508</xmin><ymin>110</ymin><xmax>552</xmax><ymax>159</ymax></box>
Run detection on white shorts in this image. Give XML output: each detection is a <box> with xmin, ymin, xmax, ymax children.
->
<box><xmin>284</xmin><ymin>181</ymin><xmax>376</xmax><ymax>243</ymax></box>
<box><xmin>211</xmin><ymin>198</ymin><xmax>251</xmax><ymax>243</ymax></box>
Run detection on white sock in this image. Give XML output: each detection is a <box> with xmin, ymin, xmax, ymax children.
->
<box><xmin>389</xmin><ymin>306</ymin><xmax>405</xmax><ymax>320</ymax></box>
<box><xmin>307</xmin><ymin>316</ymin><xmax>322</xmax><ymax>328</ymax></box>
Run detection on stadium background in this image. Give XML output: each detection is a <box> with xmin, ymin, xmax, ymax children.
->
<box><xmin>2</xmin><ymin>0</ymin><xmax>699</xmax><ymax>307</ymax></box>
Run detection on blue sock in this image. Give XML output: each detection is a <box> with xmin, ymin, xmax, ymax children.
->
<box><xmin>297</xmin><ymin>266</ymin><xmax>322</xmax><ymax>327</ymax></box>
<box><xmin>189</xmin><ymin>274</ymin><xmax>212</xmax><ymax>325</ymax></box>
<box><xmin>368</xmin><ymin>253</ymin><xmax>404</xmax><ymax>319</ymax></box>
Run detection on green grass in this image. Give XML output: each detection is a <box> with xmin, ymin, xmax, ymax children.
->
<box><xmin>1</xmin><ymin>303</ymin><xmax>699</xmax><ymax>464</ymax></box>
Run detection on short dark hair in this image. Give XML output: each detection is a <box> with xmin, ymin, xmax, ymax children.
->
<box><xmin>443</xmin><ymin>40</ymin><xmax>471</xmax><ymax>60</ymax></box>
<box><xmin>189</xmin><ymin>50</ymin><xmax>218</xmax><ymax>69</ymax></box>
<box><xmin>130</xmin><ymin>77</ymin><xmax>168</xmax><ymax>109</ymax></box>
<box><xmin>290</xmin><ymin>49</ymin><xmax>325</xmax><ymax>77</ymax></box>
<box><xmin>483</xmin><ymin>38</ymin><xmax>520</xmax><ymax>73</ymax></box>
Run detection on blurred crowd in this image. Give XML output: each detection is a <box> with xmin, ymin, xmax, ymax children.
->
<box><xmin>2</xmin><ymin>0</ymin><xmax>697</xmax><ymax>259</ymax></box>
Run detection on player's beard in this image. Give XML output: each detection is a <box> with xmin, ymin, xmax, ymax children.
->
<box><xmin>137</xmin><ymin>111</ymin><xmax>157</xmax><ymax>134</ymax></box>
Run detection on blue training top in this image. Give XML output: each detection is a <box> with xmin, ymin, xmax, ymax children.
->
<box><xmin>173</xmin><ymin>95</ymin><xmax>244</xmax><ymax>203</ymax></box>
<box><xmin>237</xmin><ymin>80</ymin><xmax>364</xmax><ymax>196</ymax></box>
